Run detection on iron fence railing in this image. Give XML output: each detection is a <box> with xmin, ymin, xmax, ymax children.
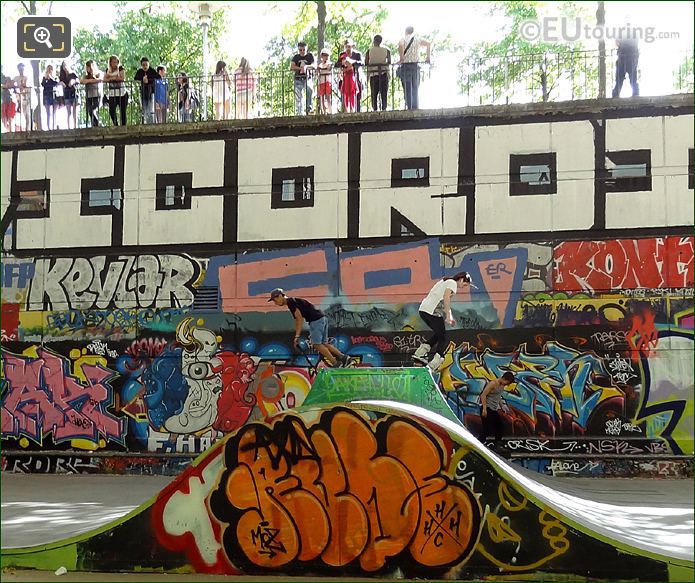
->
<box><xmin>458</xmin><ymin>48</ymin><xmax>694</xmax><ymax>106</ymax></box>
<box><xmin>1</xmin><ymin>50</ymin><xmax>692</xmax><ymax>133</ymax></box>
<box><xmin>1</xmin><ymin>64</ymin><xmax>431</xmax><ymax>132</ymax></box>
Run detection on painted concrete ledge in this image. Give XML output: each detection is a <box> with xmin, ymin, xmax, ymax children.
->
<box><xmin>1</xmin><ymin>93</ymin><xmax>693</xmax><ymax>148</ymax></box>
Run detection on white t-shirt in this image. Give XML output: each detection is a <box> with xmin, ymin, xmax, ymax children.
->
<box><xmin>419</xmin><ymin>279</ymin><xmax>457</xmax><ymax>315</ymax></box>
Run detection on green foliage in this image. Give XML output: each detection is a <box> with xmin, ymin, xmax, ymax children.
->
<box><xmin>266</xmin><ymin>1</ymin><xmax>389</xmax><ymax>64</ymax></box>
<box><xmin>461</xmin><ymin>1</ymin><xmax>601</xmax><ymax>103</ymax></box>
<box><xmin>72</xmin><ymin>2</ymin><xmax>226</xmax><ymax>78</ymax></box>
<box><xmin>674</xmin><ymin>52</ymin><xmax>694</xmax><ymax>93</ymax></box>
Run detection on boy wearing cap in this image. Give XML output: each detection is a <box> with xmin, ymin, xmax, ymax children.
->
<box><xmin>268</xmin><ymin>288</ymin><xmax>352</xmax><ymax>368</ymax></box>
<box><xmin>412</xmin><ymin>271</ymin><xmax>474</xmax><ymax>371</ymax></box>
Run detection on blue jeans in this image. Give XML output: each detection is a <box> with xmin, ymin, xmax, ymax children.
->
<box><xmin>294</xmin><ymin>77</ymin><xmax>313</xmax><ymax>115</ymax></box>
<box><xmin>400</xmin><ymin>63</ymin><xmax>420</xmax><ymax>110</ymax></box>
<box><xmin>309</xmin><ymin>316</ymin><xmax>329</xmax><ymax>345</ymax></box>
<box><xmin>141</xmin><ymin>95</ymin><xmax>155</xmax><ymax>124</ymax></box>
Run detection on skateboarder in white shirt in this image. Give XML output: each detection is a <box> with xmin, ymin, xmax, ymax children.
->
<box><xmin>412</xmin><ymin>271</ymin><xmax>474</xmax><ymax>371</ymax></box>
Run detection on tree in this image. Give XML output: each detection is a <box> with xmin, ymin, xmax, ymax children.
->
<box><xmin>72</xmin><ymin>2</ymin><xmax>227</xmax><ymax>78</ymax></box>
<box><xmin>316</xmin><ymin>0</ymin><xmax>326</xmax><ymax>54</ymax></box>
<box><xmin>460</xmin><ymin>1</ymin><xmax>600</xmax><ymax>104</ymax></box>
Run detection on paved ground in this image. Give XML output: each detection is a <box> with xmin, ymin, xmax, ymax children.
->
<box><xmin>3</xmin><ymin>470</ymin><xmax>693</xmax><ymax>556</ymax></box>
<box><xmin>1</xmin><ymin>474</ymin><xmax>173</xmax><ymax>548</ymax></box>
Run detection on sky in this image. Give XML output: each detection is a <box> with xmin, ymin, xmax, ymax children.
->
<box><xmin>1</xmin><ymin>1</ymin><xmax>693</xmax><ymax>108</ymax></box>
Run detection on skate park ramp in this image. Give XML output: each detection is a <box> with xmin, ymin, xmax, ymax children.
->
<box><xmin>1</xmin><ymin>368</ymin><xmax>693</xmax><ymax>581</ymax></box>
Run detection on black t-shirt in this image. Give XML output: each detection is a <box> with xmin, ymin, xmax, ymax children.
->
<box><xmin>134</xmin><ymin>67</ymin><xmax>160</xmax><ymax>99</ymax></box>
<box><xmin>287</xmin><ymin>297</ymin><xmax>324</xmax><ymax>322</ymax></box>
<box><xmin>292</xmin><ymin>52</ymin><xmax>315</xmax><ymax>78</ymax></box>
<box><xmin>60</xmin><ymin>72</ymin><xmax>79</xmax><ymax>100</ymax></box>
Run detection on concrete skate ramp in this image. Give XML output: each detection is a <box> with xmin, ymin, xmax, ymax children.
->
<box><xmin>1</xmin><ymin>369</ymin><xmax>693</xmax><ymax>581</ymax></box>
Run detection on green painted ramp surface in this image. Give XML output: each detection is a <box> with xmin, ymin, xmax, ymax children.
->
<box><xmin>304</xmin><ymin>367</ymin><xmax>462</xmax><ymax>426</ymax></box>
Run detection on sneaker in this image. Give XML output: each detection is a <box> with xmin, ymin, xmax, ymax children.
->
<box><xmin>427</xmin><ymin>354</ymin><xmax>444</xmax><ymax>372</ymax></box>
<box><xmin>412</xmin><ymin>343</ymin><xmax>431</xmax><ymax>360</ymax></box>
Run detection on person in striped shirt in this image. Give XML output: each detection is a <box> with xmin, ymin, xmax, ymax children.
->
<box><xmin>479</xmin><ymin>371</ymin><xmax>515</xmax><ymax>445</ymax></box>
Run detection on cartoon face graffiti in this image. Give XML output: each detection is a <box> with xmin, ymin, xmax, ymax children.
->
<box><xmin>164</xmin><ymin>319</ymin><xmax>223</xmax><ymax>434</ymax></box>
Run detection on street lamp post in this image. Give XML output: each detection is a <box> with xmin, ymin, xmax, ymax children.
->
<box><xmin>197</xmin><ymin>2</ymin><xmax>212</xmax><ymax>120</ymax></box>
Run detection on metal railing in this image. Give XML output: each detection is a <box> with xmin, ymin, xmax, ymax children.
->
<box><xmin>1</xmin><ymin>50</ymin><xmax>692</xmax><ymax>133</ymax></box>
<box><xmin>1</xmin><ymin>64</ymin><xmax>431</xmax><ymax>132</ymax></box>
<box><xmin>458</xmin><ymin>48</ymin><xmax>694</xmax><ymax>106</ymax></box>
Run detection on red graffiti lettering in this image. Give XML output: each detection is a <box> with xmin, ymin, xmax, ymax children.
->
<box><xmin>554</xmin><ymin>236</ymin><xmax>694</xmax><ymax>292</ymax></box>
<box><xmin>627</xmin><ymin>309</ymin><xmax>658</xmax><ymax>359</ymax></box>
<box><xmin>126</xmin><ymin>337</ymin><xmax>168</xmax><ymax>358</ymax></box>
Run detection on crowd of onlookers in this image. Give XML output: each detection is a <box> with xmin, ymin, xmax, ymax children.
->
<box><xmin>1</xmin><ymin>57</ymin><xmax>205</xmax><ymax>131</ymax></box>
<box><xmin>1</xmin><ymin>25</ymin><xmax>432</xmax><ymax>132</ymax></box>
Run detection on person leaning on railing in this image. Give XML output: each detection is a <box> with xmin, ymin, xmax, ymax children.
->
<box><xmin>1</xmin><ymin>66</ymin><xmax>17</xmax><ymax>132</ymax></box>
<box><xmin>365</xmin><ymin>34</ymin><xmax>391</xmax><ymax>111</ymax></box>
<box><xmin>212</xmin><ymin>60</ymin><xmax>232</xmax><ymax>120</ymax></box>
<box><xmin>177</xmin><ymin>72</ymin><xmax>199</xmax><ymax>122</ymax></box>
<box><xmin>154</xmin><ymin>65</ymin><xmax>169</xmax><ymax>124</ymax></box>
<box><xmin>13</xmin><ymin>63</ymin><xmax>31</xmax><ymax>132</ymax></box>
<box><xmin>234</xmin><ymin>58</ymin><xmax>256</xmax><ymax>120</ymax></box>
<box><xmin>134</xmin><ymin>57</ymin><xmax>159</xmax><ymax>124</ymax></box>
<box><xmin>59</xmin><ymin>60</ymin><xmax>79</xmax><ymax>130</ymax></box>
<box><xmin>41</xmin><ymin>64</ymin><xmax>58</xmax><ymax>130</ymax></box>
<box><xmin>81</xmin><ymin>60</ymin><xmax>103</xmax><ymax>128</ymax></box>
<box><xmin>103</xmin><ymin>55</ymin><xmax>128</xmax><ymax>126</ymax></box>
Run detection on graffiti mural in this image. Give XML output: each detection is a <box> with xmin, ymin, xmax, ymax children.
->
<box><xmin>208</xmin><ymin>409</ymin><xmax>480</xmax><ymax>572</ymax></box>
<box><xmin>1</xmin><ymin>234</ymin><xmax>693</xmax><ymax>463</ymax></box>
<box><xmin>554</xmin><ymin>237</ymin><xmax>694</xmax><ymax>292</ymax></box>
<box><xmin>1</xmin><ymin>347</ymin><xmax>125</xmax><ymax>448</ymax></box>
<box><xmin>441</xmin><ymin>341</ymin><xmax>627</xmax><ymax>436</ymax></box>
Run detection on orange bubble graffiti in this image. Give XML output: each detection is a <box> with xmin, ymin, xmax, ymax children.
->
<box><xmin>212</xmin><ymin>409</ymin><xmax>481</xmax><ymax>572</ymax></box>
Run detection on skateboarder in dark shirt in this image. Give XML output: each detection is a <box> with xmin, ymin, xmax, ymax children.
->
<box><xmin>268</xmin><ymin>288</ymin><xmax>352</xmax><ymax>367</ymax></box>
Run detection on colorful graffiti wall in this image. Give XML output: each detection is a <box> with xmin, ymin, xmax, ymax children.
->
<box><xmin>1</xmin><ymin>236</ymin><xmax>693</xmax><ymax>458</ymax></box>
<box><xmin>2</xmin><ymin>103</ymin><xmax>693</xmax><ymax>465</ymax></box>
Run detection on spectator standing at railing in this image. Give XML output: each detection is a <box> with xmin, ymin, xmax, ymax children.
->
<box><xmin>316</xmin><ymin>48</ymin><xmax>333</xmax><ymax>114</ymax></box>
<box><xmin>81</xmin><ymin>60</ymin><xmax>102</xmax><ymax>128</ymax></box>
<box><xmin>612</xmin><ymin>36</ymin><xmax>639</xmax><ymax>98</ymax></box>
<box><xmin>291</xmin><ymin>41</ymin><xmax>315</xmax><ymax>115</ymax></box>
<box><xmin>13</xmin><ymin>63</ymin><xmax>31</xmax><ymax>131</ymax></box>
<box><xmin>212</xmin><ymin>60</ymin><xmax>232</xmax><ymax>120</ymax></box>
<box><xmin>398</xmin><ymin>26</ymin><xmax>431</xmax><ymax>110</ymax></box>
<box><xmin>335</xmin><ymin>39</ymin><xmax>363</xmax><ymax>113</ymax></box>
<box><xmin>1</xmin><ymin>67</ymin><xmax>16</xmax><ymax>132</ymax></box>
<box><xmin>59</xmin><ymin>61</ymin><xmax>79</xmax><ymax>130</ymax></box>
<box><xmin>104</xmin><ymin>56</ymin><xmax>128</xmax><ymax>126</ymax></box>
<box><xmin>177</xmin><ymin>72</ymin><xmax>198</xmax><ymax>122</ymax></box>
<box><xmin>41</xmin><ymin>65</ymin><xmax>58</xmax><ymax>130</ymax></box>
<box><xmin>134</xmin><ymin>57</ymin><xmax>159</xmax><ymax>124</ymax></box>
<box><xmin>154</xmin><ymin>65</ymin><xmax>169</xmax><ymax>123</ymax></box>
<box><xmin>234</xmin><ymin>58</ymin><xmax>257</xmax><ymax>120</ymax></box>
<box><xmin>365</xmin><ymin>35</ymin><xmax>391</xmax><ymax>111</ymax></box>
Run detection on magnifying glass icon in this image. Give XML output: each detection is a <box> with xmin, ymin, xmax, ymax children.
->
<box><xmin>33</xmin><ymin>26</ymin><xmax>53</xmax><ymax>49</ymax></box>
